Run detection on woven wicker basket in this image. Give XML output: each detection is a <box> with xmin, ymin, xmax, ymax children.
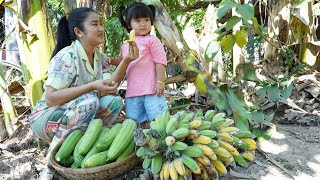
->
<box><xmin>50</xmin><ymin>142</ymin><xmax>139</xmax><ymax>180</ymax></box>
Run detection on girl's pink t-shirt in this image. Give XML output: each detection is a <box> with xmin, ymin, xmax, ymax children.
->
<box><xmin>119</xmin><ymin>35</ymin><xmax>167</xmax><ymax>98</ymax></box>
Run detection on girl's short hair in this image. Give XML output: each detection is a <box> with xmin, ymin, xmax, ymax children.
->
<box><xmin>118</xmin><ymin>2</ymin><xmax>156</xmax><ymax>32</ymax></box>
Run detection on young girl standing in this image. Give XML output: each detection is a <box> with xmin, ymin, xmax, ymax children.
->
<box><xmin>109</xmin><ymin>2</ymin><xmax>168</xmax><ymax>126</ymax></box>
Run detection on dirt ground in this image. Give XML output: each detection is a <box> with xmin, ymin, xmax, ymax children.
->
<box><xmin>0</xmin><ymin>117</ymin><xmax>319</xmax><ymax>180</ymax></box>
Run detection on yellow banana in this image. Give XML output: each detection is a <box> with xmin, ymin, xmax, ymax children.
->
<box><xmin>163</xmin><ymin>161</ymin><xmax>170</xmax><ymax>180</ymax></box>
<box><xmin>217</xmin><ymin>132</ymin><xmax>234</xmax><ymax>142</ymax></box>
<box><xmin>220</xmin><ymin>118</ymin><xmax>234</xmax><ymax>128</ymax></box>
<box><xmin>218</xmin><ymin>155</ymin><xmax>234</xmax><ymax>163</ymax></box>
<box><xmin>205</xmin><ymin>165</ymin><xmax>219</xmax><ymax>180</ymax></box>
<box><xmin>184</xmin><ymin>167</ymin><xmax>191</xmax><ymax>179</ymax></box>
<box><xmin>192</xmin><ymin>135</ymin><xmax>212</xmax><ymax>144</ymax></box>
<box><xmin>193</xmin><ymin>143</ymin><xmax>214</xmax><ymax>156</ymax></box>
<box><xmin>160</xmin><ymin>162</ymin><xmax>165</xmax><ymax>180</ymax></box>
<box><xmin>189</xmin><ymin>118</ymin><xmax>202</xmax><ymax>129</ymax></box>
<box><xmin>187</xmin><ymin>129</ymin><xmax>200</xmax><ymax>139</ymax></box>
<box><xmin>189</xmin><ymin>164</ymin><xmax>201</xmax><ymax>174</ymax></box>
<box><xmin>242</xmin><ymin>151</ymin><xmax>255</xmax><ymax>162</ymax></box>
<box><xmin>173</xmin><ymin>158</ymin><xmax>185</xmax><ymax>176</ymax></box>
<box><xmin>212</xmin><ymin>159</ymin><xmax>227</xmax><ymax>175</ymax></box>
<box><xmin>207</xmin><ymin>152</ymin><xmax>217</xmax><ymax>161</ymax></box>
<box><xmin>169</xmin><ymin>161</ymin><xmax>179</xmax><ymax>180</ymax></box>
<box><xmin>212</xmin><ymin>147</ymin><xmax>232</xmax><ymax>158</ymax></box>
<box><xmin>128</xmin><ymin>30</ymin><xmax>135</xmax><ymax>42</ymax></box>
<box><xmin>196</xmin><ymin>160</ymin><xmax>210</xmax><ymax>180</ymax></box>
<box><xmin>242</xmin><ymin>138</ymin><xmax>257</xmax><ymax>150</ymax></box>
<box><xmin>218</xmin><ymin>126</ymin><xmax>239</xmax><ymax>134</ymax></box>
<box><xmin>165</xmin><ymin>136</ymin><xmax>176</xmax><ymax>146</ymax></box>
<box><xmin>217</xmin><ymin>140</ymin><xmax>238</xmax><ymax>156</ymax></box>
<box><xmin>196</xmin><ymin>155</ymin><xmax>211</xmax><ymax>167</ymax></box>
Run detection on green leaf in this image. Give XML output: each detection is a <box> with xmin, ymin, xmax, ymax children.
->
<box><xmin>257</xmin><ymin>86</ymin><xmax>267</xmax><ymax>103</ymax></box>
<box><xmin>216</xmin><ymin>6</ymin><xmax>232</xmax><ymax>19</ymax></box>
<box><xmin>252</xmin><ymin>128</ymin><xmax>270</xmax><ymax>141</ymax></box>
<box><xmin>214</xmin><ymin>22</ymin><xmax>226</xmax><ymax>33</ymax></box>
<box><xmin>220</xmin><ymin>34</ymin><xmax>236</xmax><ymax>52</ymax></box>
<box><xmin>219</xmin><ymin>0</ymin><xmax>238</xmax><ymax>8</ymax></box>
<box><xmin>265</xmin><ymin>112</ymin><xmax>275</xmax><ymax>122</ymax></box>
<box><xmin>280</xmin><ymin>78</ymin><xmax>295</xmax><ymax>99</ymax></box>
<box><xmin>292</xmin><ymin>0</ymin><xmax>312</xmax><ymax>9</ymax></box>
<box><xmin>252</xmin><ymin>110</ymin><xmax>264</xmax><ymax>123</ymax></box>
<box><xmin>226</xmin><ymin>16</ymin><xmax>241</xmax><ymax>31</ymax></box>
<box><xmin>204</xmin><ymin>40</ymin><xmax>221</xmax><ymax>63</ymax></box>
<box><xmin>266</xmin><ymin>85</ymin><xmax>280</xmax><ymax>101</ymax></box>
<box><xmin>235</xmin><ymin>115</ymin><xmax>249</xmax><ymax>131</ymax></box>
<box><xmin>252</xmin><ymin>17</ymin><xmax>259</xmax><ymax>28</ymax></box>
<box><xmin>226</xmin><ymin>88</ymin><xmax>253</xmax><ymax>120</ymax></box>
<box><xmin>235</xmin><ymin>29</ymin><xmax>248</xmax><ymax>48</ymax></box>
<box><xmin>236</xmin><ymin>4</ymin><xmax>254</xmax><ymax>20</ymax></box>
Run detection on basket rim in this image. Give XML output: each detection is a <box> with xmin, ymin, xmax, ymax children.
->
<box><xmin>50</xmin><ymin>142</ymin><xmax>138</xmax><ymax>175</ymax></box>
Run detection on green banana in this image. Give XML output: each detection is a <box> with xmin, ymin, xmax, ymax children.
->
<box><xmin>181</xmin><ymin>146</ymin><xmax>203</xmax><ymax>157</ymax></box>
<box><xmin>196</xmin><ymin>108</ymin><xmax>203</xmax><ymax>117</ymax></box>
<box><xmin>172</xmin><ymin>128</ymin><xmax>189</xmax><ymax>139</ymax></box>
<box><xmin>198</xmin><ymin>121</ymin><xmax>212</xmax><ymax>130</ymax></box>
<box><xmin>233</xmin><ymin>155</ymin><xmax>248</xmax><ymax>168</ymax></box>
<box><xmin>171</xmin><ymin>141</ymin><xmax>188</xmax><ymax>151</ymax></box>
<box><xmin>143</xmin><ymin>157</ymin><xmax>152</xmax><ymax>169</ymax></box>
<box><xmin>204</xmin><ymin>110</ymin><xmax>215</xmax><ymax>121</ymax></box>
<box><xmin>166</xmin><ymin>115</ymin><xmax>179</xmax><ymax>135</ymax></box>
<box><xmin>200</xmin><ymin>130</ymin><xmax>217</xmax><ymax>138</ymax></box>
<box><xmin>179</xmin><ymin>112</ymin><xmax>195</xmax><ymax>124</ymax></box>
<box><xmin>181</xmin><ymin>154</ymin><xmax>199</xmax><ymax>171</ymax></box>
<box><xmin>151</xmin><ymin>153</ymin><xmax>163</xmax><ymax>174</ymax></box>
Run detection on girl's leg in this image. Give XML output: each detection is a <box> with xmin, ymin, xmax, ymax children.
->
<box><xmin>125</xmin><ymin>96</ymin><xmax>148</xmax><ymax>124</ymax></box>
<box><xmin>96</xmin><ymin>95</ymin><xmax>123</xmax><ymax>126</ymax></box>
<box><xmin>144</xmin><ymin>94</ymin><xmax>168</xmax><ymax>121</ymax></box>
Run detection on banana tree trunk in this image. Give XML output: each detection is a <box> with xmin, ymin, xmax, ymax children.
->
<box><xmin>141</xmin><ymin>0</ymin><xmax>187</xmax><ymax>71</ymax></box>
<box><xmin>16</xmin><ymin>0</ymin><xmax>55</xmax><ymax>108</ymax></box>
<box><xmin>291</xmin><ymin>1</ymin><xmax>317</xmax><ymax>66</ymax></box>
<box><xmin>0</xmin><ymin>58</ymin><xmax>18</xmax><ymax>139</ymax></box>
<box><xmin>264</xmin><ymin>0</ymin><xmax>290</xmax><ymax>61</ymax></box>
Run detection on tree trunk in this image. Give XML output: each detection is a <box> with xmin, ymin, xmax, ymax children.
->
<box><xmin>5</xmin><ymin>8</ymin><xmax>21</xmax><ymax>70</ymax></box>
<box><xmin>0</xmin><ymin>54</ymin><xmax>18</xmax><ymax>139</ymax></box>
<box><xmin>198</xmin><ymin>4</ymin><xmax>225</xmax><ymax>81</ymax></box>
<box><xmin>264</xmin><ymin>0</ymin><xmax>291</xmax><ymax>61</ymax></box>
<box><xmin>141</xmin><ymin>0</ymin><xmax>187</xmax><ymax>71</ymax></box>
<box><xmin>291</xmin><ymin>1</ymin><xmax>317</xmax><ymax>67</ymax></box>
<box><xmin>16</xmin><ymin>0</ymin><xmax>55</xmax><ymax>107</ymax></box>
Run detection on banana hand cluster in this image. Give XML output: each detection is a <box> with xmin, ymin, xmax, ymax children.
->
<box><xmin>136</xmin><ymin>109</ymin><xmax>257</xmax><ymax>179</ymax></box>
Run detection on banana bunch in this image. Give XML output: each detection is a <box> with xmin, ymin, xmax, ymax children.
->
<box><xmin>135</xmin><ymin>109</ymin><xmax>257</xmax><ymax>180</ymax></box>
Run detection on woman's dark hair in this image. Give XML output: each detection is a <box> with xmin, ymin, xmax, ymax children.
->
<box><xmin>51</xmin><ymin>7</ymin><xmax>96</xmax><ymax>59</ymax></box>
<box><xmin>117</xmin><ymin>2</ymin><xmax>156</xmax><ymax>32</ymax></box>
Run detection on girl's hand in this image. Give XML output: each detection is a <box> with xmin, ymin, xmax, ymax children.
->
<box><xmin>156</xmin><ymin>82</ymin><xmax>165</xmax><ymax>95</ymax></box>
<box><xmin>91</xmin><ymin>80</ymin><xmax>118</xmax><ymax>94</ymax></box>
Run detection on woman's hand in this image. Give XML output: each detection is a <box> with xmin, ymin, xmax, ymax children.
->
<box><xmin>91</xmin><ymin>80</ymin><xmax>118</xmax><ymax>95</ymax></box>
<box><xmin>124</xmin><ymin>42</ymin><xmax>139</xmax><ymax>62</ymax></box>
<box><xmin>102</xmin><ymin>57</ymin><xmax>112</xmax><ymax>68</ymax></box>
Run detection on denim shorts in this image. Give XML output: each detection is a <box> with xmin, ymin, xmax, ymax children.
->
<box><xmin>125</xmin><ymin>94</ymin><xmax>168</xmax><ymax>123</ymax></box>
